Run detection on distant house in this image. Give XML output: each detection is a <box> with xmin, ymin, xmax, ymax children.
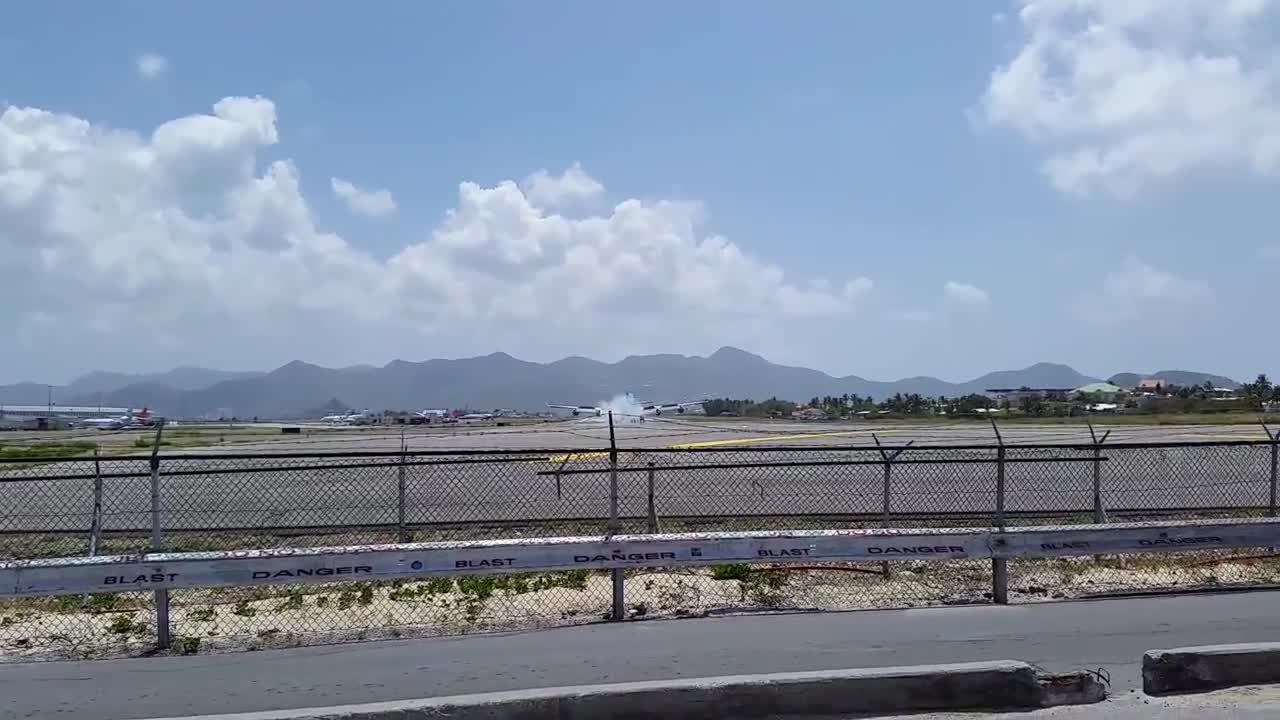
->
<box><xmin>1073</xmin><ymin>382</ymin><xmax>1127</xmax><ymax>402</ymax></box>
<box><xmin>984</xmin><ymin>388</ymin><xmax>1075</xmax><ymax>403</ymax></box>
<box><xmin>1137</xmin><ymin>378</ymin><xmax>1166</xmax><ymax>392</ymax></box>
<box><xmin>794</xmin><ymin>407</ymin><xmax>828</xmax><ymax>421</ymax></box>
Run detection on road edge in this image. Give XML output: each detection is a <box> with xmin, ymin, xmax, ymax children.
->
<box><xmin>1144</xmin><ymin>642</ymin><xmax>1280</xmax><ymax>695</ymax></box>
<box><xmin>139</xmin><ymin>660</ymin><xmax>1106</xmax><ymax>719</ymax></box>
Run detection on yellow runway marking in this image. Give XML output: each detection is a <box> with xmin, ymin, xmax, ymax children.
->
<box><xmin>538</xmin><ymin>428</ymin><xmax>902</xmax><ymax>463</ymax></box>
<box><xmin>545</xmin><ymin>451</ymin><xmax>610</xmax><ymax>463</ymax></box>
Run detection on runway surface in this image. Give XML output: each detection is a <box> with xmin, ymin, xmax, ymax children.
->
<box><xmin>0</xmin><ymin>420</ymin><xmax>1275</xmax><ymax>543</ymax></box>
<box><xmin>4</xmin><ymin>590</ymin><xmax>1278</xmax><ymax>720</ymax></box>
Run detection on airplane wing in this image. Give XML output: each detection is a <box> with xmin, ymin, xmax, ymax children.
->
<box><xmin>653</xmin><ymin>399</ymin><xmax>706</xmax><ymax>414</ymax></box>
<box><xmin>546</xmin><ymin>403</ymin><xmax>606</xmax><ymax>417</ymax></box>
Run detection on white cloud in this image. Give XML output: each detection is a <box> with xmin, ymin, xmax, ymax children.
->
<box><xmin>1073</xmin><ymin>256</ymin><xmax>1211</xmax><ymax>324</ymax></box>
<box><xmin>978</xmin><ymin>0</ymin><xmax>1280</xmax><ymax>195</ymax></box>
<box><xmin>136</xmin><ymin>53</ymin><xmax>168</xmax><ymax>80</ymax></box>
<box><xmin>521</xmin><ymin>162</ymin><xmax>605</xmax><ymax>208</ymax></box>
<box><xmin>943</xmin><ymin>281</ymin><xmax>990</xmax><ymax>307</ymax></box>
<box><xmin>330</xmin><ymin>178</ymin><xmax>397</xmax><ymax>217</ymax></box>
<box><xmin>0</xmin><ymin>97</ymin><xmax>874</xmax><ymax>376</ymax></box>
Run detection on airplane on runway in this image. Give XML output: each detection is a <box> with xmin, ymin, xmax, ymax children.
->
<box><xmin>547</xmin><ymin>393</ymin><xmax>706</xmax><ymax>420</ymax></box>
<box><xmin>320</xmin><ymin>410</ymin><xmax>377</xmax><ymax>425</ymax></box>
<box><xmin>83</xmin><ymin>406</ymin><xmax>157</xmax><ymax>430</ymax></box>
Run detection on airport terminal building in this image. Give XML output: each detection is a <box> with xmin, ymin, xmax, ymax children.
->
<box><xmin>0</xmin><ymin>405</ymin><xmax>137</xmax><ymax>429</ymax></box>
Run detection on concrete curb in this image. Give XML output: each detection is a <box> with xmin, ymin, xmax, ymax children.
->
<box><xmin>143</xmin><ymin>660</ymin><xmax>1106</xmax><ymax>719</ymax></box>
<box><xmin>1144</xmin><ymin>642</ymin><xmax>1280</xmax><ymax>695</ymax></box>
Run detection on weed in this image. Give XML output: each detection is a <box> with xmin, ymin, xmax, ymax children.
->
<box><xmin>276</xmin><ymin>592</ymin><xmax>305</xmax><ymax>611</ymax></box>
<box><xmin>232</xmin><ymin>600</ymin><xmax>256</xmax><ymax>618</ymax></box>
<box><xmin>424</xmin><ymin>577</ymin><xmax>454</xmax><ymax>595</ymax></box>
<box><xmin>188</xmin><ymin>607</ymin><xmax>215</xmax><ymax>622</ymax></box>
<box><xmin>86</xmin><ymin>593</ymin><xmax>121</xmax><ymax>612</ymax></box>
<box><xmin>710</xmin><ymin>563</ymin><xmax>752</xmax><ymax>582</ymax></box>
<box><xmin>107</xmin><ymin>615</ymin><xmax>137</xmax><ymax>635</ymax></box>
<box><xmin>741</xmin><ymin>570</ymin><xmax>790</xmax><ymax>607</ymax></box>
<box><xmin>175</xmin><ymin>636</ymin><xmax>201</xmax><ymax>655</ymax></box>
<box><xmin>709</xmin><ymin>564</ymin><xmax>789</xmax><ymax>607</ymax></box>
<box><xmin>456</xmin><ymin>576</ymin><xmax>496</xmax><ymax>602</ymax></box>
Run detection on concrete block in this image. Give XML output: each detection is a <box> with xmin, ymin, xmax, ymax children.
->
<box><xmin>144</xmin><ymin>660</ymin><xmax>1106</xmax><ymax>719</ymax></box>
<box><xmin>1144</xmin><ymin>642</ymin><xmax>1280</xmax><ymax>696</ymax></box>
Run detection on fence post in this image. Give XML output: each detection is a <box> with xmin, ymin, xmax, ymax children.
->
<box><xmin>397</xmin><ymin>435</ymin><xmax>409</xmax><ymax>543</ymax></box>
<box><xmin>88</xmin><ymin>446</ymin><xmax>103</xmax><ymax>558</ymax></box>
<box><xmin>607</xmin><ymin>412</ymin><xmax>624</xmax><ymax>621</ymax></box>
<box><xmin>1087</xmin><ymin>423</ymin><xmax>1111</xmax><ymax>525</ymax></box>
<box><xmin>82</xmin><ymin>446</ymin><xmax>105</xmax><ymax>609</ymax></box>
<box><xmin>990</xmin><ymin>419</ymin><xmax>1008</xmax><ymax>605</ymax></box>
<box><xmin>646</xmin><ymin>462</ymin><xmax>659</xmax><ymax>533</ymax></box>
<box><xmin>1265</xmin><ymin>424</ymin><xmax>1278</xmax><ymax>518</ymax></box>
<box><xmin>148</xmin><ymin>420</ymin><xmax>170</xmax><ymax>650</ymax></box>
<box><xmin>872</xmin><ymin>435</ymin><xmax>913</xmax><ymax>578</ymax></box>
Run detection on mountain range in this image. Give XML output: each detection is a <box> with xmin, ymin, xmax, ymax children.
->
<box><xmin>0</xmin><ymin>348</ymin><xmax>1241</xmax><ymax>419</ymax></box>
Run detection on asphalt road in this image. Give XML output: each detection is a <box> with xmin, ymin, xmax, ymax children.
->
<box><xmin>0</xmin><ymin>421</ymin><xmax>1274</xmax><ymax>541</ymax></box>
<box><xmin>2</xmin><ymin>591</ymin><xmax>1278</xmax><ymax>720</ymax></box>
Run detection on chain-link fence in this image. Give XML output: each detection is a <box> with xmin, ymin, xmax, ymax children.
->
<box><xmin>3</xmin><ymin>438</ymin><xmax>1278</xmax><ymax>660</ymax></box>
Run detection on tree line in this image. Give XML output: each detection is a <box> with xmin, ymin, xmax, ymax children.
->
<box><xmin>700</xmin><ymin>374</ymin><xmax>1280</xmax><ymax>419</ymax></box>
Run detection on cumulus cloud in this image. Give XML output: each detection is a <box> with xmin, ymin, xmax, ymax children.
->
<box><xmin>0</xmin><ymin>97</ymin><xmax>874</xmax><ymax>375</ymax></box>
<box><xmin>330</xmin><ymin>178</ymin><xmax>397</xmax><ymax>217</ymax></box>
<box><xmin>943</xmin><ymin>281</ymin><xmax>990</xmax><ymax>307</ymax></box>
<box><xmin>521</xmin><ymin>162</ymin><xmax>605</xmax><ymax>208</ymax></box>
<box><xmin>136</xmin><ymin>53</ymin><xmax>168</xmax><ymax>79</ymax></box>
<box><xmin>1073</xmin><ymin>257</ymin><xmax>1211</xmax><ymax>325</ymax></box>
<box><xmin>978</xmin><ymin>0</ymin><xmax>1280</xmax><ymax>195</ymax></box>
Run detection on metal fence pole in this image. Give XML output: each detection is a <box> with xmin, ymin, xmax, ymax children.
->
<box><xmin>148</xmin><ymin>421</ymin><xmax>170</xmax><ymax>649</ymax></box>
<box><xmin>1265</xmin><ymin>424</ymin><xmax>1278</xmax><ymax>518</ymax></box>
<box><xmin>990</xmin><ymin>419</ymin><xmax>1008</xmax><ymax>605</ymax></box>
<box><xmin>1086</xmin><ymin>424</ymin><xmax>1112</xmax><ymax>564</ymax></box>
<box><xmin>81</xmin><ymin>447</ymin><xmax>105</xmax><ymax>609</ymax></box>
<box><xmin>646</xmin><ymin>462</ymin><xmax>659</xmax><ymax>533</ymax></box>
<box><xmin>607</xmin><ymin>412</ymin><xmax>624</xmax><ymax>621</ymax></box>
<box><xmin>872</xmin><ymin>435</ymin><xmax>913</xmax><ymax>579</ymax></box>
<box><xmin>88</xmin><ymin>447</ymin><xmax>103</xmax><ymax>558</ymax></box>
<box><xmin>1088</xmin><ymin>423</ymin><xmax>1111</xmax><ymax>525</ymax></box>
<box><xmin>397</xmin><ymin>443</ymin><xmax>409</xmax><ymax>543</ymax></box>
<box><xmin>396</xmin><ymin>448</ymin><xmax>407</xmax><ymax>538</ymax></box>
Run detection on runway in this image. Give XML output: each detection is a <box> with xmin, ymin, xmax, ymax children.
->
<box><xmin>0</xmin><ymin>420</ymin><xmax>1275</xmax><ymax>553</ymax></box>
<box><xmin>123</xmin><ymin>417</ymin><xmax>1274</xmax><ymax>453</ymax></box>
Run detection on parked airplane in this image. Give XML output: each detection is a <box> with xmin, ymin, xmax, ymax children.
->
<box><xmin>547</xmin><ymin>393</ymin><xmax>706</xmax><ymax>419</ymax></box>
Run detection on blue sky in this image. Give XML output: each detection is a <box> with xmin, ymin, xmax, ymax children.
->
<box><xmin>2</xmin><ymin>1</ymin><xmax>1278</xmax><ymax>384</ymax></box>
